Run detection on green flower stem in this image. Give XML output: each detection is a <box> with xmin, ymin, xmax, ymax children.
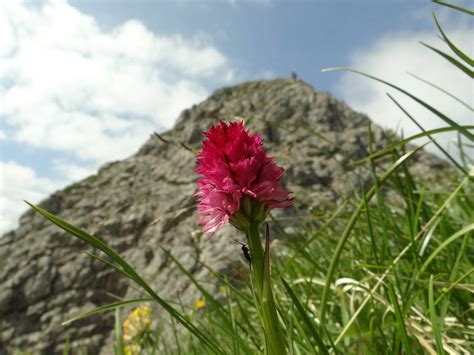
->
<box><xmin>246</xmin><ymin>222</ymin><xmax>287</xmax><ymax>355</ymax></box>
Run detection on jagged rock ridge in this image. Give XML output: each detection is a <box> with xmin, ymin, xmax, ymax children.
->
<box><xmin>0</xmin><ymin>78</ymin><xmax>446</xmax><ymax>353</ymax></box>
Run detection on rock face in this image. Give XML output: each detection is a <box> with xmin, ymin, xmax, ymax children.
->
<box><xmin>0</xmin><ymin>79</ymin><xmax>446</xmax><ymax>353</ymax></box>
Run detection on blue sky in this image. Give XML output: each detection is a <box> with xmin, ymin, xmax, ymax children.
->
<box><xmin>71</xmin><ymin>0</ymin><xmax>437</xmax><ymax>92</ymax></box>
<box><xmin>1</xmin><ymin>0</ymin><xmax>472</xmax><ymax>233</ymax></box>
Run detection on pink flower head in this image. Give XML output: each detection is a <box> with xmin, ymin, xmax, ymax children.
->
<box><xmin>195</xmin><ymin>120</ymin><xmax>293</xmax><ymax>235</ymax></box>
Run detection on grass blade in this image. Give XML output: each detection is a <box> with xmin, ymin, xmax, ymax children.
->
<box><xmin>62</xmin><ymin>337</ymin><xmax>70</xmax><ymax>355</ymax></box>
<box><xmin>386</xmin><ymin>93</ymin><xmax>467</xmax><ymax>174</ymax></box>
<box><xmin>281</xmin><ymin>278</ymin><xmax>329</xmax><ymax>355</ymax></box>
<box><xmin>261</xmin><ymin>223</ymin><xmax>287</xmax><ymax>354</ymax></box>
<box><xmin>420</xmin><ymin>42</ymin><xmax>474</xmax><ymax>78</ymax></box>
<box><xmin>281</xmin><ymin>202</ymin><xmax>347</xmax><ymax>272</ymax></box>
<box><xmin>163</xmin><ymin>249</ymin><xmax>253</xmax><ymax>353</ymax></box>
<box><xmin>319</xmin><ymin>146</ymin><xmax>426</xmax><ymax>322</ymax></box>
<box><xmin>322</xmin><ymin>67</ymin><xmax>474</xmax><ymax>141</ymax></box>
<box><xmin>63</xmin><ymin>298</ymin><xmax>153</xmax><ymax>326</ymax></box>
<box><xmin>333</xmin><ymin>177</ymin><xmax>469</xmax><ymax>345</ymax></box>
<box><xmin>432</xmin><ymin>14</ymin><xmax>473</xmax><ymax>67</ymax></box>
<box><xmin>26</xmin><ymin>202</ymin><xmax>222</xmax><ymax>354</ymax></box>
<box><xmin>433</xmin><ymin>0</ymin><xmax>474</xmax><ymax>15</ymax></box>
<box><xmin>407</xmin><ymin>72</ymin><xmax>473</xmax><ymax>111</ymax></box>
<box><xmin>429</xmin><ymin>275</ymin><xmax>445</xmax><ymax>354</ymax></box>
<box><xmin>83</xmin><ymin>251</ymin><xmax>134</xmax><ymax>280</ymax></box>
<box><xmin>419</xmin><ymin>223</ymin><xmax>474</xmax><ymax>274</ymax></box>
<box><xmin>387</xmin><ymin>285</ymin><xmax>413</xmax><ymax>355</ymax></box>
<box><xmin>355</xmin><ymin>125</ymin><xmax>474</xmax><ymax>164</ymax></box>
<box><xmin>114</xmin><ymin>307</ymin><xmax>125</xmax><ymax>355</ymax></box>
<box><xmin>163</xmin><ymin>249</ymin><xmax>226</xmax><ymax>313</ymax></box>
<box><xmin>434</xmin><ymin>268</ymin><xmax>474</xmax><ymax>306</ymax></box>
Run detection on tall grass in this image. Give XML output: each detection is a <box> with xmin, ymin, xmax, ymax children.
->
<box><xmin>158</xmin><ymin>151</ymin><xmax>472</xmax><ymax>354</ymax></box>
<box><xmin>27</xmin><ymin>1</ymin><xmax>472</xmax><ymax>354</ymax></box>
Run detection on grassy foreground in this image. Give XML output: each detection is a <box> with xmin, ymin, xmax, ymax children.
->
<box><xmin>26</xmin><ymin>1</ymin><xmax>472</xmax><ymax>354</ymax></box>
<box><xmin>41</xmin><ymin>134</ymin><xmax>472</xmax><ymax>354</ymax></box>
<box><xmin>159</xmin><ymin>155</ymin><xmax>472</xmax><ymax>354</ymax></box>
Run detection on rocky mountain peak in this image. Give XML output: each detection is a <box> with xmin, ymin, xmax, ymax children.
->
<box><xmin>0</xmin><ymin>78</ymin><xmax>446</xmax><ymax>353</ymax></box>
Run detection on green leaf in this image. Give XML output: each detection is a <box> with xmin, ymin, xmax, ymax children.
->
<box><xmin>333</xmin><ymin>177</ymin><xmax>469</xmax><ymax>345</ymax></box>
<box><xmin>434</xmin><ymin>268</ymin><xmax>474</xmax><ymax>306</ymax></box>
<box><xmin>355</xmin><ymin>125</ymin><xmax>474</xmax><ymax>164</ymax></box>
<box><xmin>420</xmin><ymin>42</ymin><xmax>474</xmax><ymax>78</ymax></box>
<box><xmin>281</xmin><ymin>202</ymin><xmax>348</xmax><ymax>272</ymax></box>
<box><xmin>387</xmin><ymin>286</ymin><xmax>413</xmax><ymax>355</ymax></box>
<box><xmin>63</xmin><ymin>298</ymin><xmax>153</xmax><ymax>326</ymax></box>
<box><xmin>386</xmin><ymin>93</ymin><xmax>467</xmax><ymax>174</ymax></box>
<box><xmin>26</xmin><ymin>202</ymin><xmax>221</xmax><ymax>354</ymax></box>
<box><xmin>433</xmin><ymin>0</ymin><xmax>474</xmax><ymax>15</ymax></box>
<box><xmin>432</xmin><ymin>14</ymin><xmax>473</xmax><ymax>67</ymax></box>
<box><xmin>62</xmin><ymin>337</ymin><xmax>70</xmax><ymax>355</ymax></box>
<box><xmin>114</xmin><ymin>307</ymin><xmax>125</xmax><ymax>355</ymax></box>
<box><xmin>163</xmin><ymin>249</ymin><xmax>253</xmax><ymax>354</ymax></box>
<box><xmin>281</xmin><ymin>278</ymin><xmax>329</xmax><ymax>355</ymax></box>
<box><xmin>83</xmin><ymin>251</ymin><xmax>134</xmax><ymax>280</ymax></box>
<box><xmin>419</xmin><ymin>224</ymin><xmax>474</xmax><ymax>274</ymax></box>
<box><xmin>322</xmin><ymin>67</ymin><xmax>474</xmax><ymax>141</ymax></box>
<box><xmin>261</xmin><ymin>223</ymin><xmax>287</xmax><ymax>355</ymax></box>
<box><xmin>319</xmin><ymin>146</ymin><xmax>427</xmax><ymax>322</ymax></box>
<box><xmin>164</xmin><ymin>249</ymin><xmax>225</xmax><ymax>313</ymax></box>
<box><xmin>429</xmin><ymin>275</ymin><xmax>445</xmax><ymax>354</ymax></box>
<box><xmin>407</xmin><ymin>72</ymin><xmax>473</xmax><ymax>111</ymax></box>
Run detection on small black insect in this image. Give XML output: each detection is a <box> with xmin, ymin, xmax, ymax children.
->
<box><xmin>232</xmin><ymin>239</ymin><xmax>252</xmax><ymax>265</ymax></box>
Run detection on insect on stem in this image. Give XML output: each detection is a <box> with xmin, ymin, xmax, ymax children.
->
<box><xmin>232</xmin><ymin>238</ymin><xmax>252</xmax><ymax>265</ymax></box>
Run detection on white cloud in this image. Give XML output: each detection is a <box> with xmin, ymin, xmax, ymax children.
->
<box><xmin>335</xmin><ymin>18</ymin><xmax>473</xmax><ymax>161</ymax></box>
<box><xmin>0</xmin><ymin>161</ymin><xmax>66</xmax><ymax>234</ymax></box>
<box><xmin>53</xmin><ymin>160</ymin><xmax>96</xmax><ymax>181</ymax></box>
<box><xmin>0</xmin><ymin>0</ymin><xmax>236</xmax><ymax>234</ymax></box>
<box><xmin>0</xmin><ymin>0</ymin><xmax>234</xmax><ymax>164</ymax></box>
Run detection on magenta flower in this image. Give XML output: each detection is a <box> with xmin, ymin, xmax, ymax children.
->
<box><xmin>195</xmin><ymin>120</ymin><xmax>293</xmax><ymax>235</ymax></box>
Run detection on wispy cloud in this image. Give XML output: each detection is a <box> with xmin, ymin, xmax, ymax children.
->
<box><xmin>0</xmin><ymin>0</ymin><xmax>235</xmax><ymax>233</ymax></box>
<box><xmin>0</xmin><ymin>161</ymin><xmax>65</xmax><ymax>233</ymax></box>
<box><xmin>0</xmin><ymin>0</ymin><xmax>234</xmax><ymax>163</ymax></box>
<box><xmin>335</xmin><ymin>15</ymin><xmax>472</xmax><ymax>160</ymax></box>
<box><xmin>52</xmin><ymin>160</ymin><xmax>97</xmax><ymax>181</ymax></box>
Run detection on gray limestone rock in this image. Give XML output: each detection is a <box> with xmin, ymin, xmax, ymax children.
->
<box><xmin>0</xmin><ymin>78</ymin><xmax>449</xmax><ymax>353</ymax></box>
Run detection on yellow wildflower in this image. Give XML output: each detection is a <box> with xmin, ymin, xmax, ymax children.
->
<box><xmin>122</xmin><ymin>305</ymin><xmax>152</xmax><ymax>343</ymax></box>
<box><xmin>124</xmin><ymin>344</ymin><xmax>141</xmax><ymax>355</ymax></box>
<box><xmin>194</xmin><ymin>298</ymin><xmax>205</xmax><ymax>310</ymax></box>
